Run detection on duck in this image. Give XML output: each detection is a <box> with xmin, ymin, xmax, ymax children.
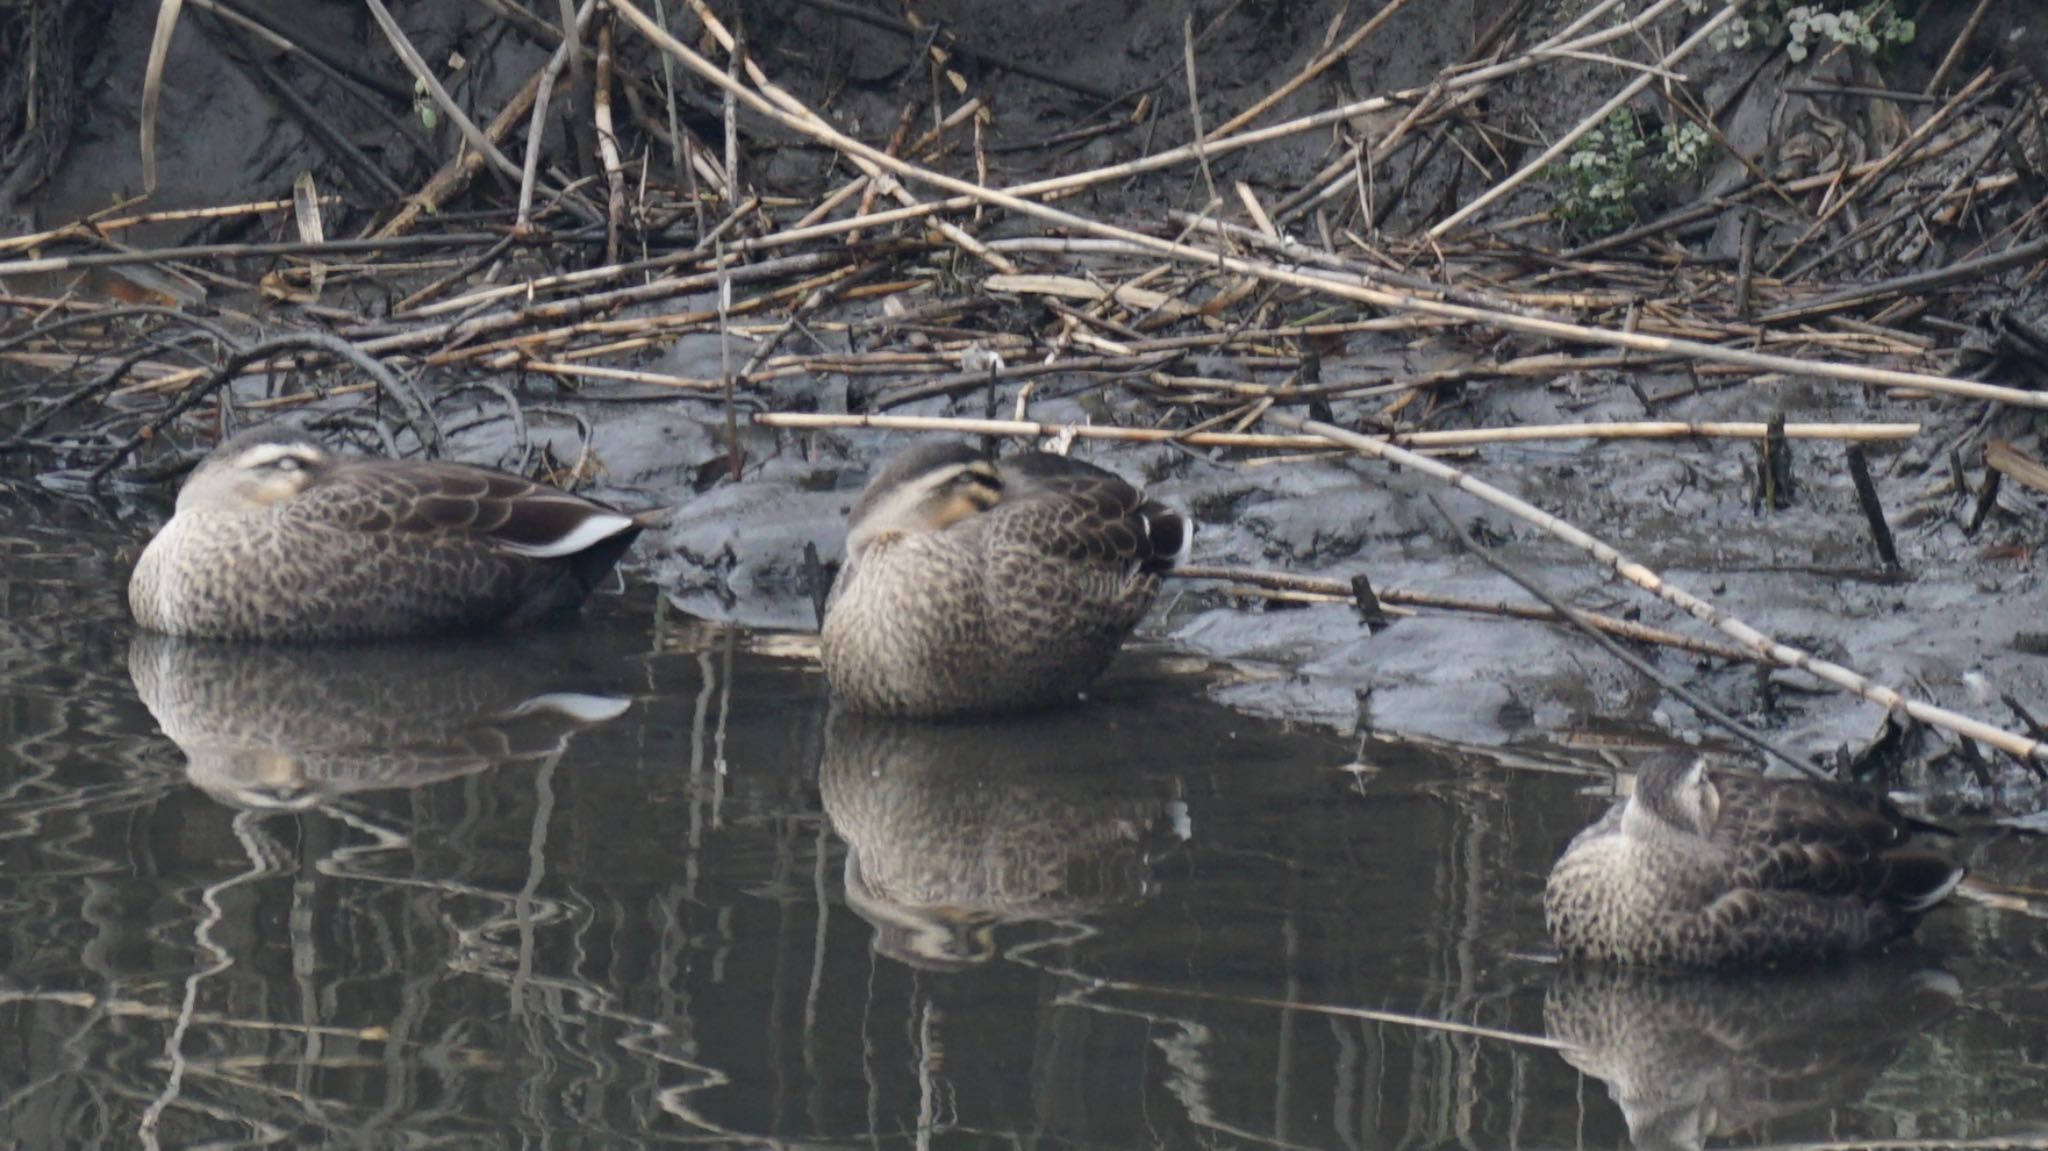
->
<box><xmin>129</xmin><ymin>424</ymin><xmax>657</xmax><ymax>642</ymax></box>
<box><xmin>1543</xmin><ymin>754</ymin><xmax>1964</xmax><ymax>969</ymax></box>
<box><xmin>819</xmin><ymin>439</ymin><xmax>1190</xmax><ymax>719</ymax></box>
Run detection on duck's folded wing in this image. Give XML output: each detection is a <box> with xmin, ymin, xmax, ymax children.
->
<box><xmin>299</xmin><ymin>462</ymin><xmax>643</xmax><ymax>557</ymax></box>
<box><xmin>997</xmin><ymin>457</ymin><xmax>1189</xmax><ymax>572</ymax></box>
<box><xmin>1716</xmin><ymin>772</ymin><xmax>1905</xmax><ymax>848</ymax></box>
<box><xmin>1716</xmin><ymin>773</ymin><xmax>1961</xmax><ymax>905</ymax></box>
<box><xmin>1700</xmin><ymin>887</ymin><xmax>1919</xmax><ymax>962</ymax></box>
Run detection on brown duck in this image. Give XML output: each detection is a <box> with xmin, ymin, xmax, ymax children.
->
<box><xmin>1544</xmin><ymin>755</ymin><xmax>1964</xmax><ymax>968</ymax></box>
<box><xmin>819</xmin><ymin>440</ymin><xmax>1190</xmax><ymax>718</ymax></box>
<box><xmin>130</xmin><ymin>424</ymin><xmax>656</xmax><ymax>642</ymax></box>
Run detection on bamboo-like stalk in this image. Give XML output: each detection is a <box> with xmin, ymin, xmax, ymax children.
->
<box><xmin>679</xmin><ymin>0</ymin><xmax>1020</xmax><ymax>274</ymax></box>
<box><xmin>0</xmin><ymin>234</ymin><xmax>510</xmax><ymax>279</ymax></box>
<box><xmin>99</xmin><ymin>250</ymin><xmax>849</xmax><ymax>399</ymax></box>
<box><xmin>1201</xmin><ymin>0</ymin><xmax>1416</xmax><ymax>142</ymax></box>
<box><xmin>139</xmin><ymin>0</ymin><xmax>187</xmax><ymax>193</ymax></box>
<box><xmin>0</xmin><ymin>198</ymin><xmax>320</xmax><ymax>255</ymax></box>
<box><xmin>1268</xmin><ymin>412</ymin><xmax>2047</xmax><ymax>765</ymax></box>
<box><xmin>514</xmin><ymin>361</ymin><xmax>727</xmax><ymax>390</ymax></box>
<box><xmin>752</xmin><ymin>411</ymin><xmax>1920</xmax><ymax>446</ymax></box>
<box><xmin>593</xmin><ymin>18</ymin><xmax>626</xmax><ymax>264</ymax></box>
<box><xmin>516</xmin><ymin>0</ymin><xmax>600</xmax><ymax>231</ymax></box>
<box><xmin>1174</xmin><ymin>564</ymin><xmax>1754</xmax><ymax>661</ymax></box>
<box><xmin>585</xmin><ymin>0</ymin><xmax>1691</xmax><ymax>274</ymax></box>
<box><xmin>363</xmin><ymin>0</ymin><xmax>523</xmax><ymax>185</ymax></box>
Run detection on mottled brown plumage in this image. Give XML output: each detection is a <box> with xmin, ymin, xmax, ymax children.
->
<box><xmin>820</xmin><ymin>440</ymin><xmax>1190</xmax><ymax>718</ymax></box>
<box><xmin>130</xmin><ymin>425</ymin><xmax>655</xmax><ymax>642</ymax></box>
<box><xmin>1544</xmin><ymin>755</ymin><xmax>1963</xmax><ymax>969</ymax></box>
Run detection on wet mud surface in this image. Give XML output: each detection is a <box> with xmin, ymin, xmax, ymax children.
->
<box><xmin>610</xmin><ymin>337</ymin><xmax>2048</xmax><ymax>813</ymax></box>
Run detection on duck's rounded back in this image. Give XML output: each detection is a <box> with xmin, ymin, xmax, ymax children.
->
<box><xmin>820</xmin><ymin>440</ymin><xmax>1189</xmax><ymax>718</ymax></box>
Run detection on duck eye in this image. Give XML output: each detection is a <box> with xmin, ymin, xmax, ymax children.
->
<box><xmin>271</xmin><ymin>457</ymin><xmax>302</xmax><ymax>473</ymax></box>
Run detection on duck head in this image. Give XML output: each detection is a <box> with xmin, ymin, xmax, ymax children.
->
<box><xmin>177</xmin><ymin>425</ymin><xmax>333</xmax><ymax>513</ymax></box>
<box><xmin>845</xmin><ymin>440</ymin><xmax>1002</xmax><ymax>557</ymax></box>
<box><xmin>1625</xmin><ymin>755</ymin><xmax>1724</xmax><ymax>840</ymax></box>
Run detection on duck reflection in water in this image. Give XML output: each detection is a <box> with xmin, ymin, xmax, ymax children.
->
<box><xmin>129</xmin><ymin>633</ymin><xmax>631</xmax><ymax>810</ymax></box>
<box><xmin>819</xmin><ymin>705</ymin><xmax>1189</xmax><ymax>969</ymax></box>
<box><xmin>1544</xmin><ymin>961</ymin><xmax>1960</xmax><ymax>1151</ymax></box>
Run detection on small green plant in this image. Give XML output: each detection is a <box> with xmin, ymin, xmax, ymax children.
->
<box><xmin>1555</xmin><ymin>110</ymin><xmax>1647</xmax><ymax>236</ymax></box>
<box><xmin>1551</xmin><ymin>111</ymin><xmax>1713</xmax><ymax>237</ymax></box>
<box><xmin>1783</xmin><ymin>4</ymin><xmax>1914</xmax><ymax>61</ymax></box>
<box><xmin>1659</xmin><ymin>121</ymin><xmax>1712</xmax><ymax>177</ymax></box>
<box><xmin>1683</xmin><ymin>0</ymin><xmax>1915</xmax><ymax>60</ymax></box>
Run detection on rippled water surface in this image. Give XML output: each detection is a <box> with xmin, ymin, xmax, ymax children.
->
<box><xmin>4</xmin><ymin>497</ymin><xmax>2048</xmax><ymax>1150</ymax></box>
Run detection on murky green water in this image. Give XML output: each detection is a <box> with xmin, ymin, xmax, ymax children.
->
<box><xmin>3</xmin><ymin>498</ymin><xmax>2047</xmax><ymax>1150</ymax></box>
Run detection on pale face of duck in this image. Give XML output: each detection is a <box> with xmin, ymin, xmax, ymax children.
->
<box><xmin>845</xmin><ymin>445</ymin><xmax>1003</xmax><ymax>558</ymax></box>
<box><xmin>176</xmin><ymin>429</ymin><xmax>332</xmax><ymax>514</ymax></box>
<box><xmin>1623</xmin><ymin>756</ymin><xmax>1723</xmax><ymax>841</ymax></box>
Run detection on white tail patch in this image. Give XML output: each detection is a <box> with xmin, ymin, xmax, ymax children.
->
<box><xmin>1147</xmin><ymin>507</ymin><xmax>1193</xmax><ymax>566</ymax></box>
<box><xmin>498</xmin><ymin>511</ymin><xmax>638</xmax><ymax>558</ymax></box>
<box><xmin>1903</xmin><ymin>866</ymin><xmax>1966</xmax><ymax>913</ymax></box>
<box><xmin>1907</xmin><ymin>969</ymin><xmax>1963</xmax><ymax>998</ymax></box>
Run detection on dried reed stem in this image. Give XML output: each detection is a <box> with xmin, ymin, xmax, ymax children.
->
<box><xmin>1175</xmin><ymin>564</ymin><xmax>1754</xmax><ymax>661</ymax></box>
<box><xmin>753</xmin><ymin>411</ymin><xmax>1919</xmax><ymax>446</ymax></box>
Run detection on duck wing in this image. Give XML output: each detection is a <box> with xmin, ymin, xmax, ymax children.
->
<box><xmin>993</xmin><ymin>453</ymin><xmax>1189</xmax><ymax>573</ymax></box>
<box><xmin>1711</xmin><ymin>769</ymin><xmax>1963</xmax><ymax>909</ymax></box>
<box><xmin>298</xmin><ymin>460</ymin><xmax>647</xmax><ymax>559</ymax></box>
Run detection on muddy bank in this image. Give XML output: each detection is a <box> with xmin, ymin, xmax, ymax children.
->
<box><xmin>611</xmin><ymin>330</ymin><xmax>2048</xmax><ymax>804</ymax></box>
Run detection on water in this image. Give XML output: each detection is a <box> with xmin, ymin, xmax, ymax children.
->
<box><xmin>3</xmin><ymin>498</ymin><xmax>2048</xmax><ymax>1150</ymax></box>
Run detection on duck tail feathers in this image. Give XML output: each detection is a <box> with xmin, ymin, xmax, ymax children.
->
<box><xmin>1885</xmin><ymin>848</ymin><xmax>1966</xmax><ymax>912</ymax></box>
<box><xmin>1141</xmin><ymin>502</ymin><xmax>1192</xmax><ymax>572</ymax></box>
<box><xmin>498</xmin><ymin>510</ymin><xmax>643</xmax><ymax>559</ymax></box>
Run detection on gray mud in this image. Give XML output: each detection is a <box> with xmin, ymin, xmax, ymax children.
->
<box><xmin>610</xmin><ymin>325</ymin><xmax>2048</xmax><ymax>813</ymax></box>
